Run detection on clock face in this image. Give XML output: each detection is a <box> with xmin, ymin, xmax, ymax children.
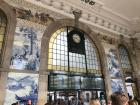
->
<box><xmin>72</xmin><ymin>34</ymin><xmax>81</xmax><ymax>43</ymax></box>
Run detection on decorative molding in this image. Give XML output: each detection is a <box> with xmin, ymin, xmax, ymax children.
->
<box><xmin>81</xmin><ymin>0</ymin><xmax>96</xmax><ymax>6</ymax></box>
<box><xmin>16</xmin><ymin>18</ymin><xmax>46</xmax><ymax>32</ymax></box>
<box><xmin>53</xmin><ymin>0</ymin><xmax>131</xmax><ymax>35</ymax></box>
<box><xmin>73</xmin><ymin>11</ymin><xmax>82</xmax><ymax>28</ymax></box>
<box><xmin>15</xmin><ymin>8</ymin><xmax>54</xmax><ymax>26</ymax></box>
<box><xmin>4</xmin><ymin>0</ymin><xmax>65</xmax><ymax>20</ymax></box>
<box><xmin>31</xmin><ymin>0</ymin><xmax>132</xmax><ymax>37</ymax></box>
<box><xmin>4</xmin><ymin>0</ymin><xmax>132</xmax><ymax>38</ymax></box>
<box><xmin>100</xmin><ymin>35</ymin><xmax>117</xmax><ymax>44</ymax></box>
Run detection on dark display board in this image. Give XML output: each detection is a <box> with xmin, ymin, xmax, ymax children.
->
<box><xmin>95</xmin><ymin>78</ymin><xmax>104</xmax><ymax>89</ymax></box>
<box><xmin>69</xmin><ymin>76</ymin><xmax>81</xmax><ymax>89</ymax></box>
<box><xmin>81</xmin><ymin>77</ymin><xmax>96</xmax><ymax>89</ymax></box>
<box><xmin>80</xmin><ymin>77</ymin><xmax>104</xmax><ymax>89</ymax></box>
<box><xmin>49</xmin><ymin>74</ymin><xmax>104</xmax><ymax>90</ymax></box>
<box><xmin>49</xmin><ymin>75</ymin><xmax>68</xmax><ymax>89</ymax></box>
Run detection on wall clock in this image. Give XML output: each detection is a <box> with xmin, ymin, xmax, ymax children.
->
<box><xmin>72</xmin><ymin>34</ymin><xmax>81</xmax><ymax>43</ymax></box>
<box><xmin>68</xmin><ymin>28</ymin><xmax>85</xmax><ymax>54</ymax></box>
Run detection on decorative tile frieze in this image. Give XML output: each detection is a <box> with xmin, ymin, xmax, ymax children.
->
<box><xmin>16</xmin><ymin>18</ymin><xmax>46</xmax><ymax>32</ymax></box>
<box><xmin>15</xmin><ymin>8</ymin><xmax>54</xmax><ymax>26</ymax></box>
<box><xmin>4</xmin><ymin>0</ymin><xmax>65</xmax><ymax>20</ymax></box>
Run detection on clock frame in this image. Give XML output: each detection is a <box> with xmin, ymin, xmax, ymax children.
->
<box><xmin>72</xmin><ymin>34</ymin><xmax>81</xmax><ymax>43</ymax></box>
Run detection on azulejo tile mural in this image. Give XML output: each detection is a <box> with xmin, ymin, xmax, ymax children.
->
<box><xmin>103</xmin><ymin>43</ymin><xmax>125</xmax><ymax>93</ymax></box>
<box><xmin>104</xmin><ymin>43</ymin><xmax>121</xmax><ymax>78</ymax></box>
<box><xmin>10</xmin><ymin>19</ymin><xmax>46</xmax><ymax>71</ymax></box>
<box><xmin>15</xmin><ymin>7</ymin><xmax>54</xmax><ymax>26</ymax></box>
<box><xmin>4</xmin><ymin>73</ymin><xmax>39</xmax><ymax>105</ymax></box>
<box><xmin>111</xmin><ymin>79</ymin><xmax>125</xmax><ymax>93</ymax></box>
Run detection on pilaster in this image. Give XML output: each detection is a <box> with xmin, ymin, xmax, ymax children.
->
<box><xmin>0</xmin><ymin>1</ymin><xmax>16</xmax><ymax>69</ymax></box>
<box><xmin>37</xmin><ymin>74</ymin><xmax>48</xmax><ymax>105</ymax></box>
<box><xmin>0</xmin><ymin>72</ymin><xmax>8</xmax><ymax>105</ymax></box>
<box><xmin>132</xmin><ymin>39</ymin><xmax>140</xmax><ymax>96</ymax></box>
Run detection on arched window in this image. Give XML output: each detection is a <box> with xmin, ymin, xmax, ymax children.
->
<box><xmin>47</xmin><ymin>27</ymin><xmax>105</xmax><ymax>101</ymax></box>
<box><xmin>48</xmin><ymin>27</ymin><xmax>101</xmax><ymax>75</ymax></box>
<box><xmin>118</xmin><ymin>45</ymin><xmax>132</xmax><ymax>72</ymax></box>
<box><xmin>118</xmin><ymin>45</ymin><xmax>137</xmax><ymax>97</ymax></box>
<box><xmin>0</xmin><ymin>9</ymin><xmax>7</xmax><ymax>60</ymax></box>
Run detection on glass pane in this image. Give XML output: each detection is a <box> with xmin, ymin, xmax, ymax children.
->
<box><xmin>0</xmin><ymin>43</ymin><xmax>2</xmax><ymax>49</ymax></box>
<box><xmin>48</xmin><ymin>28</ymin><xmax>68</xmax><ymax>71</ymax></box>
<box><xmin>0</xmin><ymin>9</ymin><xmax>7</xmax><ymax>57</ymax></box>
<box><xmin>81</xmin><ymin>77</ymin><xmax>93</xmax><ymax>89</ymax></box>
<box><xmin>119</xmin><ymin>46</ymin><xmax>132</xmax><ymax>70</ymax></box>
<box><xmin>69</xmin><ymin>76</ymin><xmax>81</xmax><ymax>89</ymax></box>
<box><xmin>85</xmin><ymin>39</ymin><xmax>101</xmax><ymax>75</ymax></box>
<box><xmin>48</xmin><ymin>27</ymin><xmax>101</xmax><ymax>75</ymax></box>
<box><xmin>0</xmin><ymin>27</ymin><xmax>5</xmax><ymax>34</ymax></box>
<box><xmin>96</xmin><ymin>78</ymin><xmax>104</xmax><ymax>89</ymax></box>
<box><xmin>0</xmin><ymin>35</ymin><xmax>3</xmax><ymax>42</ymax></box>
<box><xmin>52</xmin><ymin>75</ymin><xmax>68</xmax><ymax>89</ymax></box>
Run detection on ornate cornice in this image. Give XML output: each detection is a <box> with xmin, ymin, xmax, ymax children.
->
<box><xmin>15</xmin><ymin>8</ymin><xmax>54</xmax><ymax>26</ymax></box>
<box><xmin>16</xmin><ymin>18</ymin><xmax>46</xmax><ymax>32</ymax></box>
<box><xmin>4</xmin><ymin>0</ymin><xmax>132</xmax><ymax>38</ymax></box>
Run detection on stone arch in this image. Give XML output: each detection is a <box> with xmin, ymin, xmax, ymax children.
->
<box><xmin>39</xmin><ymin>18</ymin><xmax>110</xmax><ymax>99</ymax></box>
<box><xmin>0</xmin><ymin>1</ymin><xmax>16</xmax><ymax>68</ymax></box>
<box><xmin>117</xmin><ymin>42</ymin><xmax>135</xmax><ymax>72</ymax></box>
<box><xmin>117</xmin><ymin>41</ymin><xmax>140</xmax><ymax>96</ymax></box>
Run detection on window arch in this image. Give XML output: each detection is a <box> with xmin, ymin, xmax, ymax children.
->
<box><xmin>118</xmin><ymin>45</ymin><xmax>138</xmax><ymax>97</ymax></box>
<box><xmin>0</xmin><ymin>9</ymin><xmax>7</xmax><ymax>60</ymax></box>
<box><xmin>48</xmin><ymin>27</ymin><xmax>101</xmax><ymax>75</ymax></box>
<box><xmin>118</xmin><ymin>45</ymin><xmax>132</xmax><ymax>72</ymax></box>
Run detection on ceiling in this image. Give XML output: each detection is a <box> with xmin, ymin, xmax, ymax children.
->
<box><xmin>26</xmin><ymin>0</ymin><xmax>140</xmax><ymax>36</ymax></box>
<box><xmin>101</xmin><ymin>0</ymin><xmax>140</xmax><ymax>32</ymax></box>
<box><xmin>64</xmin><ymin>0</ymin><xmax>140</xmax><ymax>33</ymax></box>
<box><xmin>102</xmin><ymin>0</ymin><xmax>140</xmax><ymax>20</ymax></box>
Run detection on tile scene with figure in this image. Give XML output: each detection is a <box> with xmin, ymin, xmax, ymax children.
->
<box><xmin>4</xmin><ymin>72</ymin><xmax>39</xmax><ymax>105</ymax></box>
<box><xmin>10</xmin><ymin>19</ymin><xmax>45</xmax><ymax>71</ymax></box>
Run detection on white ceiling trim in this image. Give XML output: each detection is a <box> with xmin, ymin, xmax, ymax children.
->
<box><xmin>4</xmin><ymin>0</ymin><xmax>132</xmax><ymax>38</ymax></box>
<box><xmin>26</xmin><ymin>0</ymin><xmax>131</xmax><ymax>38</ymax></box>
<box><xmin>102</xmin><ymin>7</ymin><xmax>130</xmax><ymax>22</ymax></box>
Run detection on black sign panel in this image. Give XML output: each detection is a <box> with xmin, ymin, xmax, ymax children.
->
<box><xmin>48</xmin><ymin>74</ymin><xmax>104</xmax><ymax>90</ymax></box>
<box><xmin>49</xmin><ymin>75</ymin><xmax>68</xmax><ymax>89</ymax></box>
<box><xmin>68</xmin><ymin>29</ymin><xmax>85</xmax><ymax>54</ymax></box>
<box><xmin>69</xmin><ymin>76</ymin><xmax>81</xmax><ymax>89</ymax></box>
<box><xmin>81</xmin><ymin>77</ymin><xmax>96</xmax><ymax>89</ymax></box>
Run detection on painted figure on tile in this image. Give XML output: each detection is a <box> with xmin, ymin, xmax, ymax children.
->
<box><xmin>111</xmin><ymin>79</ymin><xmax>125</xmax><ymax>93</ymax></box>
<box><xmin>10</xmin><ymin>26</ymin><xmax>41</xmax><ymax>71</ymax></box>
<box><xmin>4</xmin><ymin>73</ymin><xmax>38</xmax><ymax>105</ymax></box>
<box><xmin>107</xmin><ymin>48</ymin><xmax>121</xmax><ymax>78</ymax></box>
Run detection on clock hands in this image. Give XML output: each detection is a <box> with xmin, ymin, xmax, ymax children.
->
<box><xmin>72</xmin><ymin>34</ymin><xmax>81</xmax><ymax>43</ymax></box>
